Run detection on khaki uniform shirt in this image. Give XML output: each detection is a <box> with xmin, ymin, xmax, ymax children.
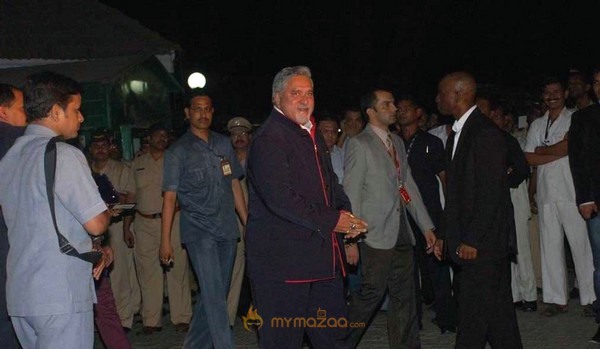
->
<box><xmin>96</xmin><ymin>158</ymin><xmax>131</xmax><ymax>194</ymax></box>
<box><xmin>126</xmin><ymin>153</ymin><xmax>164</xmax><ymax>214</ymax></box>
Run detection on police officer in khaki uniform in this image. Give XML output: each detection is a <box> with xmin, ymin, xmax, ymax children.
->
<box><xmin>89</xmin><ymin>130</ymin><xmax>141</xmax><ymax>331</ymax></box>
<box><xmin>226</xmin><ymin>116</ymin><xmax>252</xmax><ymax>326</ymax></box>
<box><xmin>123</xmin><ymin>123</ymin><xmax>192</xmax><ymax>335</ymax></box>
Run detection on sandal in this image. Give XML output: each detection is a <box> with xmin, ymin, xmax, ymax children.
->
<box><xmin>582</xmin><ymin>304</ymin><xmax>596</xmax><ymax>317</ymax></box>
<box><xmin>540</xmin><ymin>304</ymin><xmax>568</xmax><ymax>317</ymax></box>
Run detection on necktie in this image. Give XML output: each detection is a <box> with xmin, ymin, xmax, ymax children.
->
<box><xmin>386</xmin><ymin>134</ymin><xmax>394</xmax><ymax>159</ymax></box>
<box><xmin>386</xmin><ymin>134</ymin><xmax>401</xmax><ymax>175</ymax></box>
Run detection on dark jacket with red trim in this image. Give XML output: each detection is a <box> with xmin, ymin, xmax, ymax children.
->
<box><xmin>246</xmin><ymin>108</ymin><xmax>351</xmax><ymax>282</ymax></box>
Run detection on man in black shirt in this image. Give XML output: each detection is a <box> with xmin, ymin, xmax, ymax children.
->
<box><xmin>396</xmin><ymin>95</ymin><xmax>457</xmax><ymax>333</ymax></box>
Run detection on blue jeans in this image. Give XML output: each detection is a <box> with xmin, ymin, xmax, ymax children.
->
<box><xmin>347</xmin><ymin>258</ymin><xmax>362</xmax><ymax>296</ymax></box>
<box><xmin>183</xmin><ymin>238</ymin><xmax>237</xmax><ymax>349</ymax></box>
<box><xmin>587</xmin><ymin>215</ymin><xmax>600</xmax><ymax>323</ymax></box>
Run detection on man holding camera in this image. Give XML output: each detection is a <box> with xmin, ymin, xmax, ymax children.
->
<box><xmin>88</xmin><ymin>129</ymin><xmax>142</xmax><ymax>333</ymax></box>
<box><xmin>0</xmin><ymin>71</ymin><xmax>110</xmax><ymax>348</ymax></box>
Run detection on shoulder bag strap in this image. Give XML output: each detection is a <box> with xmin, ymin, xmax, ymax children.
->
<box><xmin>44</xmin><ymin>137</ymin><xmax>79</xmax><ymax>257</ymax></box>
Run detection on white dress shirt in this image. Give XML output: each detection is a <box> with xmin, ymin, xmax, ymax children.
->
<box><xmin>451</xmin><ymin>105</ymin><xmax>477</xmax><ymax>159</ymax></box>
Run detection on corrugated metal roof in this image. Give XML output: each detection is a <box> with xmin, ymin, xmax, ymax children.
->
<box><xmin>0</xmin><ymin>0</ymin><xmax>180</xmax><ymax>60</ymax></box>
<box><xmin>0</xmin><ymin>55</ymin><xmax>147</xmax><ymax>86</ymax></box>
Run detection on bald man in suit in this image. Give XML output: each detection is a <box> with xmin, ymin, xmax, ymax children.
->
<box><xmin>434</xmin><ymin>72</ymin><xmax>522</xmax><ymax>348</ymax></box>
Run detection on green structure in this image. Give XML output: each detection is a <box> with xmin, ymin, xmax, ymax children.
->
<box><xmin>78</xmin><ymin>56</ymin><xmax>183</xmax><ymax>160</ymax></box>
<box><xmin>1</xmin><ymin>55</ymin><xmax>184</xmax><ymax>160</ymax></box>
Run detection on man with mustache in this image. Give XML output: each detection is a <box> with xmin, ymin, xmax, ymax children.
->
<box><xmin>161</xmin><ymin>92</ymin><xmax>248</xmax><ymax>348</ymax></box>
<box><xmin>124</xmin><ymin>123</ymin><xmax>192</xmax><ymax>335</ymax></box>
<box><xmin>0</xmin><ymin>71</ymin><xmax>110</xmax><ymax>348</ymax></box>
<box><xmin>246</xmin><ymin>66</ymin><xmax>367</xmax><ymax>348</ymax></box>
<box><xmin>228</xmin><ymin>116</ymin><xmax>252</xmax><ymax>171</ymax></box>
<box><xmin>89</xmin><ymin>130</ymin><xmax>142</xmax><ymax>334</ymax></box>
<box><xmin>524</xmin><ymin>77</ymin><xmax>595</xmax><ymax>317</ymax></box>
<box><xmin>225</xmin><ymin>116</ymin><xmax>252</xmax><ymax>327</ymax></box>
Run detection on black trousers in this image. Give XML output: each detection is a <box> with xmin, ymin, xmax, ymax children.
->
<box><xmin>411</xmin><ymin>218</ymin><xmax>457</xmax><ymax>330</ymax></box>
<box><xmin>251</xmin><ymin>273</ymin><xmax>349</xmax><ymax>349</ymax></box>
<box><xmin>347</xmin><ymin>243</ymin><xmax>419</xmax><ymax>348</ymax></box>
<box><xmin>454</xmin><ymin>258</ymin><xmax>523</xmax><ymax>349</ymax></box>
<box><xmin>434</xmin><ymin>261</ymin><xmax>458</xmax><ymax>329</ymax></box>
<box><xmin>0</xmin><ymin>219</ymin><xmax>18</xmax><ymax>348</ymax></box>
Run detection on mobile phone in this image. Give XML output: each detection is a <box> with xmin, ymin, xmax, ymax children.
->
<box><xmin>111</xmin><ymin>203</ymin><xmax>136</xmax><ymax>210</ymax></box>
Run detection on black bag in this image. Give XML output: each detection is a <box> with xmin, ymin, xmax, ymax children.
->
<box><xmin>92</xmin><ymin>172</ymin><xmax>120</xmax><ymax>206</ymax></box>
<box><xmin>44</xmin><ymin>137</ymin><xmax>103</xmax><ymax>265</ymax></box>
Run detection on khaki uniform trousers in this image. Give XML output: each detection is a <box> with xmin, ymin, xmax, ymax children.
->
<box><xmin>227</xmin><ymin>177</ymin><xmax>248</xmax><ymax>326</ymax></box>
<box><xmin>134</xmin><ymin>212</ymin><xmax>192</xmax><ymax>326</ymax></box>
<box><xmin>227</xmin><ymin>235</ymin><xmax>245</xmax><ymax>326</ymax></box>
<box><xmin>108</xmin><ymin>220</ymin><xmax>141</xmax><ymax>328</ymax></box>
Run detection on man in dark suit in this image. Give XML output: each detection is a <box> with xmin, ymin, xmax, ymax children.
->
<box><xmin>246</xmin><ymin>66</ymin><xmax>367</xmax><ymax>349</ymax></box>
<box><xmin>568</xmin><ymin>67</ymin><xmax>600</xmax><ymax>343</ymax></box>
<box><xmin>433</xmin><ymin>71</ymin><xmax>522</xmax><ymax>348</ymax></box>
<box><xmin>0</xmin><ymin>83</ymin><xmax>26</xmax><ymax>349</ymax></box>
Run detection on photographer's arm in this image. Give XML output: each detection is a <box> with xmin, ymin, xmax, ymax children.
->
<box><xmin>84</xmin><ymin>210</ymin><xmax>110</xmax><ymax>236</ymax></box>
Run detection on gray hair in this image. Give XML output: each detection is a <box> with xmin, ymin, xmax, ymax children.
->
<box><xmin>271</xmin><ymin>66</ymin><xmax>312</xmax><ymax>100</ymax></box>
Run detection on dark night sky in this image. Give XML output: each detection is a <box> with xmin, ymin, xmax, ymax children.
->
<box><xmin>100</xmin><ymin>0</ymin><xmax>600</xmax><ymax>125</ymax></box>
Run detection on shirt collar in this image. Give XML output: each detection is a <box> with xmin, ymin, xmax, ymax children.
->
<box><xmin>24</xmin><ymin>124</ymin><xmax>59</xmax><ymax>137</ymax></box>
<box><xmin>273</xmin><ymin>105</ymin><xmax>313</xmax><ymax>131</ymax></box>
<box><xmin>300</xmin><ymin>119</ymin><xmax>313</xmax><ymax>132</ymax></box>
<box><xmin>452</xmin><ymin>105</ymin><xmax>477</xmax><ymax>133</ymax></box>
<box><xmin>542</xmin><ymin>107</ymin><xmax>569</xmax><ymax>122</ymax></box>
<box><xmin>368</xmin><ymin>123</ymin><xmax>390</xmax><ymax>145</ymax></box>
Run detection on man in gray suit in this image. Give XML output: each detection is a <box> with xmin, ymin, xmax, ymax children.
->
<box><xmin>344</xmin><ymin>88</ymin><xmax>436</xmax><ymax>348</ymax></box>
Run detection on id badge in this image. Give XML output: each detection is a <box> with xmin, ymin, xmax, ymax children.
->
<box><xmin>221</xmin><ymin>159</ymin><xmax>232</xmax><ymax>176</ymax></box>
<box><xmin>399</xmin><ymin>185</ymin><xmax>411</xmax><ymax>204</ymax></box>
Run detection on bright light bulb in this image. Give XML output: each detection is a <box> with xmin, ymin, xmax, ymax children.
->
<box><xmin>187</xmin><ymin>72</ymin><xmax>207</xmax><ymax>89</ymax></box>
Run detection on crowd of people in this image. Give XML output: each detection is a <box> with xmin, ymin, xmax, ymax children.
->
<box><xmin>0</xmin><ymin>65</ymin><xmax>599</xmax><ymax>349</ymax></box>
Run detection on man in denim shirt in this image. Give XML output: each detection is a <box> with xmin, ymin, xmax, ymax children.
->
<box><xmin>160</xmin><ymin>91</ymin><xmax>248</xmax><ymax>349</ymax></box>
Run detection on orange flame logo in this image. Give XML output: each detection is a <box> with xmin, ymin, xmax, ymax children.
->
<box><xmin>242</xmin><ymin>304</ymin><xmax>263</xmax><ymax>332</ymax></box>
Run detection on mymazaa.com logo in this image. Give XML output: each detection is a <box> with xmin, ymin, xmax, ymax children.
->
<box><xmin>243</xmin><ymin>305</ymin><xmax>264</xmax><ymax>332</ymax></box>
<box><xmin>243</xmin><ymin>306</ymin><xmax>365</xmax><ymax>332</ymax></box>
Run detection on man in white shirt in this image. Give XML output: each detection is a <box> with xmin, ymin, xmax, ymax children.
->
<box><xmin>524</xmin><ymin>77</ymin><xmax>595</xmax><ymax>317</ymax></box>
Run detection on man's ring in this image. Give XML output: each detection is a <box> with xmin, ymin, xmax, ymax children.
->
<box><xmin>346</xmin><ymin>230</ymin><xmax>350</xmax><ymax>234</ymax></box>
<box><xmin>351</xmin><ymin>223</ymin><xmax>356</xmax><ymax>230</ymax></box>
<box><xmin>455</xmin><ymin>247</ymin><xmax>460</xmax><ymax>255</ymax></box>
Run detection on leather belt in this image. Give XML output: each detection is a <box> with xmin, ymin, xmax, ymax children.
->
<box><xmin>136</xmin><ymin>207</ymin><xmax>179</xmax><ymax>219</ymax></box>
<box><xmin>137</xmin><ymin>211</ymin><xmax>162</xmax><ymax>219</ymax></box>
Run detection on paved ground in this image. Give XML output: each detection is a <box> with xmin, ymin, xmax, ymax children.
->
<box><xmin>95</xmin><ymin>294</ymin><xmax>600</xmax><ymax>348</ymax></box>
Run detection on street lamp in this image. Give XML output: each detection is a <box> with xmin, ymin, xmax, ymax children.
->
<box><xmin>187</xmin><ymin>72</ymin><xmax>207</xmax><ymax>89</ymax></box>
